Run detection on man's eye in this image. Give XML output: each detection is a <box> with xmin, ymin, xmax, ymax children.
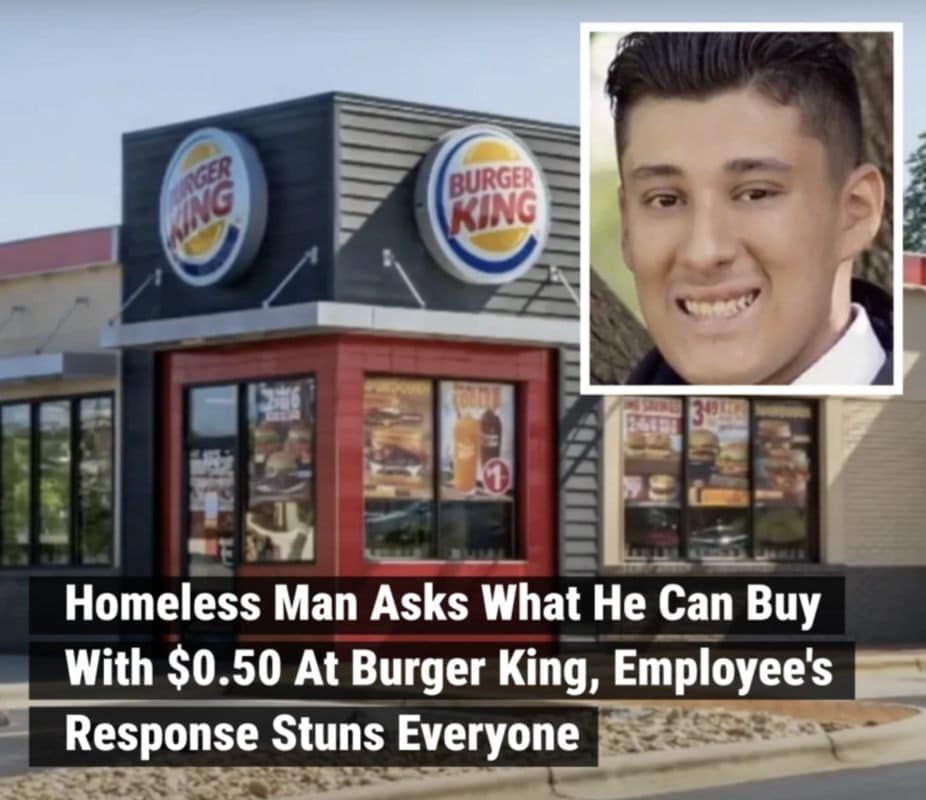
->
<box><xmin>736</xmin><ymin>187</ymin><xmax>778</xmax><ymax>202</ymax></box>
<box><xmin>645</xmin><ymin>193</ymin><xmax>680</xmax><ymax>209</ymax></box>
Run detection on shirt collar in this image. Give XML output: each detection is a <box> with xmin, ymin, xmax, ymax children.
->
<box><xmin>792</xmin><ymin>303</ymin><xmax>886</xmax><ymax>385</ymax></box>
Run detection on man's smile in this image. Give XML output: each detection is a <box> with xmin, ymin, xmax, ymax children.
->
<box><xmin>677</xmin><ymin>288</ymin><xmax>761</xmax><ymax>320</ymax></box>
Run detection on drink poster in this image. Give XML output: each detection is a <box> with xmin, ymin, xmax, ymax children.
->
<box><xmin>363</xmin><ymin>377</ymin><xmax>433</xmax><ymax>500</ymax></box>
<box><xmin>686</xmin><ymin>397</ymin><xmax>750</xmax><ymax>507</ymax></box>
<box><xmin>440</xmin><ymin>381</ymin><xmax>514</xmax><ymax>501</ymax></box>
<box><xmin>248</xmin><ymin>379</ymin><xmax>315</xmax><ymax>503</ymax></box>
<box><xmin>622</xmin><ymin>397</ymin><xmax>682</xmax><ymax>507</ymax></box>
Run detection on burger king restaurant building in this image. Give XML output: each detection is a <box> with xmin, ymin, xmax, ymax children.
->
<box><xmin>0</xmin><ymin>93</ymin><xmax>924</xmax><ymax>647</ymax></box>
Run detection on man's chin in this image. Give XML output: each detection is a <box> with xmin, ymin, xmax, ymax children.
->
<box><xmin>669</xmin><ymin>355</ymin><xmax>769</xmax><ymax>386</ymax></box>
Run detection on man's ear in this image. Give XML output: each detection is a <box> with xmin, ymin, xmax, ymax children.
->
<box><xmin>618</xmin><ymin>184</ymin><xmax>634</xmax><ymax>273</ymax></box>
<box><xmin>837</xmin><ymin>163</ymin><xmax>885</xmax><ymax>263</ymax></box>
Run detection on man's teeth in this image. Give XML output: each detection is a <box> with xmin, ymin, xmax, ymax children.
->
<box><xmin>683</xmin><ymin>291</ymin><xmax>758</xmax><ymax>319</ymax></box>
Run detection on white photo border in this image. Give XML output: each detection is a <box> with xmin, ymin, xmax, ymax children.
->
<box><xmin>579</xmin><ymin>21</ymin><xmax>905</xmax><ymax>398</ymax></box>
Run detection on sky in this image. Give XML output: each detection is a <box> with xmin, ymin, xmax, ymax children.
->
<box><xmin>1</xmin><ymin>0</ymin><xmax>924</xmax><ymax>243</ymax></box>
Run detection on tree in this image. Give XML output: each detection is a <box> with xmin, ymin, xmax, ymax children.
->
<box><xmin>904</xmin><ymin>133</ymin><xmax>926</xmax><ymax>253</ymax></box>
<box><xmin>845</xmin><ymin>32</ymin><xmax>893</xmax><ymax>288</ymax></box>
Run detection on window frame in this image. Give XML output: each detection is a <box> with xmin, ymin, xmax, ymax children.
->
<box><xmin>0</xmin><ymin>392</ymin><xmax>115</xmax><ymax>569</ymax></box>
<box><xmin>362</xmin><ymin>374</ymin><xmax>521</xmax><ymax>563</ymax></box>
<box><xmin>622</xmin><ymin>396</ymin><xmax>819</xmax><ymax>564</ymax></box>
<box><xmin>181</xmin><ymin>373</ymin><xmax>318</xmax><ymax>574</ymax></box>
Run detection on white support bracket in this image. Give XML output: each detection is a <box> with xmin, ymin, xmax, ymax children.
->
<box><xmin>36</xmin><ymin>297</ymin><xmax>90</xmax><ymax>354</ymax></box>
<box><xmin>383</xmin><ymin>248</ymin><xmax>426</xmax><ymax>309</ymax></box>
<box><xmin>107</xmin><ymin>268</ymin><xmax>163</xmax><ymax>327</ymax></box>
<box><xmin>549</xmin><ymin>264</ymin><xmax>579</xmax><ymax>309</ymax></box>
<box><xmin>263</xmin><ymin>246</ymin><xmax>319</xmax><ymax>309</ymax></box>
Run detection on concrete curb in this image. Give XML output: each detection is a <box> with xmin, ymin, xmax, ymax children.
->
<box><xmin>856</xmin><ymin>652</ymin><xmax>926</xmax><ymax>672</ymax></box>
<box><xmin>277</xmin><ymin>706</ymin><xmax>926</xmax><ymax>800</ymax></box>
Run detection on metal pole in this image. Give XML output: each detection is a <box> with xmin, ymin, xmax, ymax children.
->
<box><xmin>383</xmin><ymin>248</ymin><xmax>426</xmax><ymax>308</ymax></box>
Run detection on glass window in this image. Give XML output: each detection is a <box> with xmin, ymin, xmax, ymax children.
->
<box><xmin>622</xmin><ymin>398</ymin><xmax>682</xmax><ymax>560</ymax></box>
<box><xmin>246</xmin><ymin>379</ymin><xmax>315</xmax><ymax>562</ymax></box>
<box><xmin>686</xmin><ymin>398</ymin><xmax>750</xmax><ymax>560</ymax></box>
<box><xmin>78</xmin><ymin>397</ymin><xmax>113</xmax><ymax>564</ymax></box>
<box><xmin>38</xmin><ymin>401</ymin><xmax>71</xmax><ymax>565</ymax></box>
<box><xmin>363</xmin><ymin>377</ymin><xmax>435</xmax><ymax>559</ymax></box>
<box><xmin>623</xmin><ymin>397</ymin><xmax>816</xmax><ymax>563</ymax></box>
<box><xmin>362</xmin><ymin>377</ymin><xmax>518</xmax><ymax>562</ymax></box>
<box><xmin>187</xmin><ymin>385</ymin><xmax>237</xmax><ymax>577</ymax></box>
<box><xmin>438</xmin><ymin>381</ymin><xmax>516</xmax><ymax>560</ymax></box>
<box><xmin>753</xmin><ymin>400</ymin><xmax>813</xmax><ymax>561</ymax></box>
<box><xmin>1</xmin><ymin>405</ymin><xmax>31</xmax><ymax>566</ymax></box>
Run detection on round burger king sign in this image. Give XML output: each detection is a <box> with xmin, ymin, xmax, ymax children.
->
<box><xmin>414</xmin><ymin>126</ymin><xmax>550</xmax><ymax>285</ymax></box>
<box><xmin>159</xmin><ymin>127</ymin><xmax>268</xmax><ymax>287</ymax></box>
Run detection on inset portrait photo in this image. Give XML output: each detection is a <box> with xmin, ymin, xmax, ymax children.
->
<box><xmin>580</xmin><ymin>23</ymin><xmax>903</xmax><ymax>395</ymax></box>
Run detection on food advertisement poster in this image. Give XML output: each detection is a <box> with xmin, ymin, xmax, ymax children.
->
<box><xmin>687</xmin><ymin>397</ymin><xmax>749</xmax><ymax>508</ymax></box>
<box><xmin>363</xmin><ymin>377</ymin><xmax>433</xmax><ymax>500</ymax></box>
<box><xmin>622</xmin><ymin>397</ymin><xmax>682</xmax><ymax>507</ymax></box>
<box><xmin>249</xmin><ymin>379</ymin><xmax>315</xmax><ymax>504</ymax></box>
<box><xmin>188</xmin><ymin>448</ymin><xmax>236</xmax><ymax>514</ymax></box>
<box><xmin>753</xmin><ymin>401</ymin><xmax>812</xmax><ymax>505</ymax></box>
<box><xmin>440</xmin><ymin>381</ymin><xmax>514</xmax><ymax>501</ymax></box>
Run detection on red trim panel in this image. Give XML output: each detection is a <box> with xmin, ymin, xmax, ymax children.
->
<box><xmin>904</xmin><ymin>253</ymin><xmax>926</xmax><ymax>286</ymax></box>
<box><xmin>0</xmin><ymin>227</ymin><xmax>115</xmax><ymax>279</ymax></box>
<box><xmin>160</xmin><ymin>335</ymin><xmax>557</xmax><ymax>580</ymax></box>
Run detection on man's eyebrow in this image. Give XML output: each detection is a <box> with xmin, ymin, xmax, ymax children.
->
<box><xmin>725</xmin><ymin>157</ymin><xmax>792</xmax><ymax>174</ymax></box>
<box><xmin>628</xmin><ymin>163</ymin><xmax>683</xmax><ymax>180</ymax></box>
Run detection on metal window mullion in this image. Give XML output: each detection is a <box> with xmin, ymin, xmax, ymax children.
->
<box><xmin>0</xmin><ymin>408</ymin><xmax>4</xmax><ymax>565</ymax></box>
<box><xmin>70</xmin><ymin>399</ymin><xmax>80</xmax><ymax>566</ymax></box>
<box><xmin>29</xmin><ymin>403</ymin><xmax>39</xmax><ymax>566</ymax></box>
<box><xmin>236</xmin><ymin>383</ymin><xmax>247</xmax><ymax>569</ymax></box>
<box><xmin>747</xmin><ymin>398</ymin><xmax>755</xmax><ymax>561</ymax></box>
<box><xmin>680</xmin><ymin>398</ymin><xmax>689</xmax><ymax>561</ymax></box>
<box><xmin>431</xmin><ymin>381</ymin><xmax>440</xmax><ymax>560</ymax></box>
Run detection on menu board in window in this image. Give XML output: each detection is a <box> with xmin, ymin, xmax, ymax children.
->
<box><xmin>249</xmin><ymin>380</ymin><xmax>314</xmax><ymax>502</ymax></box>
<box><xmin>686</xmin><ymin>397</ymin><xmax>750</xmax><ymax>507</ymax></box>
<box><xmin>363</xmin><ymin>378</ymin><xmax>433</xmax><ymax>500</ymax></box>
<box><xmin>753</xmin><ymin>400</ymin><xmax>813</xmax><ymax>558</ymax></box>
<box><xmin>622</xmin><ymin>397</ymin><xmax>682</xmax><ymax>507</ymax></box>
<box><xmin>439</xmin><ymin>382</ymin><xmax>515</xmax><ymax>501</ymax></box>
<box><xmin>246</xmin><ymin>379</ymin><xmax>315</xmax><ymax>562</ymax></box>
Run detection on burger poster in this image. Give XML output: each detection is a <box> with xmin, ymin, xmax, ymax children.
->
<box><xmin>440</xmin><ymin>381</ymin><xmax>514</xmax><ymax>501</ymax></box>
<box><xmin>363</xmin><ymin>378</ymin><xmax>433</xmax><ymax>500</ymax></box>
<box><xmin>754</xmin><ymin>401</ymin><xmax>812</xmax><ymax>507</ymax></box>
<box><xmin>687</xmin><ymin>397</ymin><xmax>749</xmax><ymax>508</ymax></box>
<box><xmin>249</xmin><ymin>379</ymin><xmax>315</xmax><ymax>503</ymax></box>
<box><xmin>622</xmin><ymin>398</ymin><xmax>682</xmax><ymax>507</ymax></box>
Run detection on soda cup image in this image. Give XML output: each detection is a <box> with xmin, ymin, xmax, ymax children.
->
<box><xmin>452</xmin><ymin>412</ymin><xmax>479</xmax><ymax>492</ymax></box>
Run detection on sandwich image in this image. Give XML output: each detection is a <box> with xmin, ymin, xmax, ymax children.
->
<box><xmin>368</xmin><ymin>426</ymin><xmax>427</xmax><ymax>477</ymax></box>
<box><xmin>285</xmin><ymin>421</ymin><xmax>313</xmax><ymax>463</ymax></box>
<box><xmin>253</xmin><ymin>422</ymin><xmax>282</xmax><ymax>458</ymax></box>
<box><xmin>688</xmin><ymin>428</ymin><xmax>719</xmax><ymax>463</ymax></box>
<box><xmin>758</xmin><ymin>419</ymin><xmax>791</xmax><ymax>458</ymax></box>
<box><xmin>715</xmin><ymin>441</ymin><xmax>749</xmax><ymax>478</ymax></box>
<box><xmin>255</xmin><ymin>449</ymin><xmax>308</xmax><ymax>495</ymax></box>
<box><xmin>365</xmin><ymin>406</ymin><xmax>424</xmax><ymax>428</ymax></box>
<box><xmin>648</xmin><ymin>474</ymin><xmax>677</xmax><ymax>503</ymax></box>
<box><xmin>625</xmin><ymin>430</ymin><xmax>674</xmax><ymax>460</ymax></box>
<box><xmin>625</xmin><ymin>430</ymin><xmax>647</xmax><ymax>459</ymax></box>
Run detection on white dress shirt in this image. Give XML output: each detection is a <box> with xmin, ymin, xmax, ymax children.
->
<box><xmin>792</xmin><ymin>303</ymin><xmax>886</xmax><ymax>385</ymax></box>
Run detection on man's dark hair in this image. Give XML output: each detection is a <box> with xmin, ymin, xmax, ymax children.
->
<box><xmin>605</xmin><ymin>32</ymin><xmax>864</xmax><ymax>179</ymax></box>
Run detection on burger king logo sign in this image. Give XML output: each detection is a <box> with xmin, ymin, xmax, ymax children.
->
<box><xmin>414</xmin><ymin>126</ymin><xmax>550</xmax><ymax>285</ymax></box>
<box><xmin>159</xmin><ymin>127</ymin><xmax>268</xmax><ymax>287</ymax></box>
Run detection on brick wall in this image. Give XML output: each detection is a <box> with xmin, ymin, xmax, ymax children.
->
<box><xmin>842</xmin><ymin>398</ymin><xmax>926</xmax><ymax>565</ymax></box>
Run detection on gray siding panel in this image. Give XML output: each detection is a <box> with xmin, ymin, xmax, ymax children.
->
<box><xmin>333</xmin><ymin>96</ymin><xmax>598</xmax><ymax>578</ymax></box>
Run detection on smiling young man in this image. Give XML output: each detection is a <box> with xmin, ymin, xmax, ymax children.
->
<box><xmin>606</xmin><ymin>32</ymin><xmax>893</xmax><ymax>386</ymax></box>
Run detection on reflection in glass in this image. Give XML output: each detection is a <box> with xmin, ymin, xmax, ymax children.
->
<box><xmin>437</xmin><ymin>501</ymin><xmax>514</xmax><ymax>560</ymax></box>
<box><xmin>363</xmin><ymin>378</ymin><xmax>434</xmax><ymax>559</ymax></box>
<box><xmin>38</xmin><ymin>401</ymin><xmax>70</xmax><ymax>564</ymax></box>
<box><xmin>364</xmin><ymin>499</ymin><xmax>433</xmax><ymax>559</ymax></box>
<box><xmin>79</xmin><ymin>397</ymin><xmax>113</xmax><ymax>564</ymax></box>
<box><xmin>1</xmin><ymin>405</ymin><xmax>30</xmax><ymax>566</ymax></box>
<box><xmin>246</xmin><ymin>379</ymin><xmax>315</xmax><ymax>562</ymax></box>
<box><xmin>187</xmin><ymin>386</ymin><xmax>237</xmax><ymax>577</ymax></box>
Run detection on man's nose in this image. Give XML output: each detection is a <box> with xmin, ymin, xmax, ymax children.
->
<box><xmin>677</xmin><ymin>201</ymin><xmax>737</xmax><ymax>273</ymax></box>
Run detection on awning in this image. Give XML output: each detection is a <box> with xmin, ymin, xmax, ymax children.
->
<box><xmin>99</xmin><ymin>302</ymin><xmax>579</xmax><ymax>349</ymax></box>
<box><xmin>0</xmin><ymin>352</ymin><xmax>117</xmax><ymax>385</ymax></box>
